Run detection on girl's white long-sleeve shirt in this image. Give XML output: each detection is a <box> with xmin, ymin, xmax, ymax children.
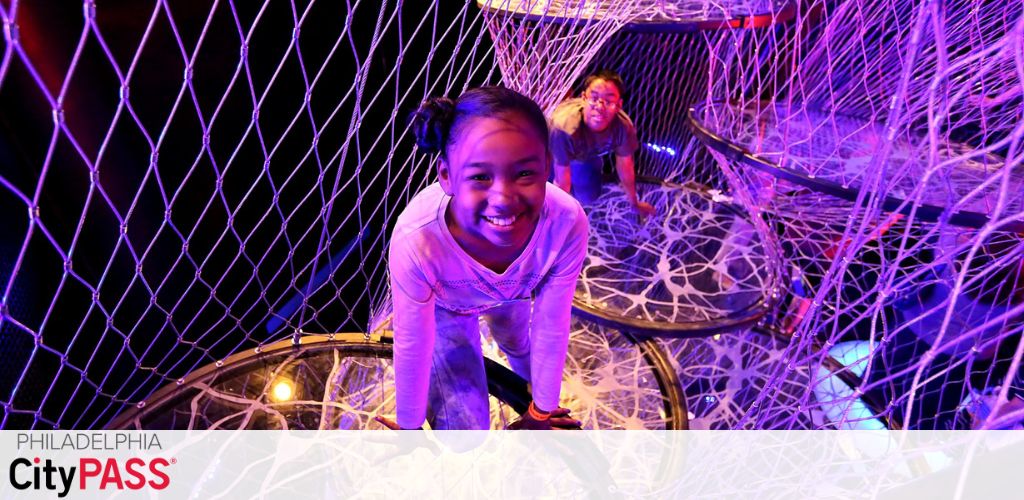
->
<box><xmin>388</xmin><ymin>183</ymin><xmax>589</xmax><ymax>429</ymax></box>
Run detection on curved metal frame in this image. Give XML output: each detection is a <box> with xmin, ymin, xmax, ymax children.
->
<box><xmin>574</xmin><ymin>294</ymin><xmax>770</xmax><ymax>338</ymax></box>
<box><xmin>625</xmin><ymin>331</ymin><xmax>690</xmax><ymax>429</ymax></box>
<box><xmin>105</xmin><ymin>333</ymin><xmax>532</xmax><ymax>429</ymax></box>
<box><xmin>476</xmin><ymin>0</ymin><xmax>797</xmax><ymax>33</ymax></box>
<box><xmin>107</xmin><ymin>332</ymin><xmax>689</xmax><ymax>430</ymax></box>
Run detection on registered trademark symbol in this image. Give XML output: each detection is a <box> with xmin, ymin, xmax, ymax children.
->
<box><xmin>171</xmin><ymin>458</ymin><xmax>177</xmax><ymax>464</ymax></box>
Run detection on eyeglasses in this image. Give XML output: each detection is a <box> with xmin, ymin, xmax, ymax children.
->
<box><xmin>585</xmin><ymin>93</ymin><xmax>619</xmax><ymax>109</ymax></box>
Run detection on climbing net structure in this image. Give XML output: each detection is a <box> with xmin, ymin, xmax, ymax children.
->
<box><xmin>687</xmin><ymin>0</ymin><xmax>1024</xmax><ymax>429</ymax></box>
<box><xmin>1</xmin><ymin>0</ymin><xmax>1021</xmax><ymax>433</ymax></box>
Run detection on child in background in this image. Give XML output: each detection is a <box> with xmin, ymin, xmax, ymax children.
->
<box><xmin>380</xmin><ymin>86</ymin><xmax>588</xmax><ymax>430</ymax></box>
<box><xmin>550</xmin><ymin>69</ymin><xmax>655</xmax><ymax>217</ymax></box>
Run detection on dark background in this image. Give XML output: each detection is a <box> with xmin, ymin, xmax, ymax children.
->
<box><xmin>0</xmin><ymin>0</ymin><xmax>495</xmax><ymax>429</ymax></box>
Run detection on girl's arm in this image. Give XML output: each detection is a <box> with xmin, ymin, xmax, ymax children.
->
<box><xmin>389</xmin><ymin>237</ymin><xmax>437</xmax><ymax>429</ymax></box>
<box><xmin>529</xmin><ymin>205</ymin><xmax>590</xmax><ymax>412</ymax></box>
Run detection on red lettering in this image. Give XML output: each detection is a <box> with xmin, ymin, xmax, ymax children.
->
<box><xmin>123</xmin><ymin>458</ymin><xmax>147</xmax><ymax>490</ymax></box>
<box><xmin>148</xmin><ymin>458</ymin><xmax>170</xmax><ymax>490</ymax></box>
<box><xmin>79</xmin><ymin>458</ymin><xmax>102</xmax><ymax>489</ymax></box>
<box><xmin>100</xmin><ymin>458</ymin><xmax>124</xmax><ymax>489</ymax></box>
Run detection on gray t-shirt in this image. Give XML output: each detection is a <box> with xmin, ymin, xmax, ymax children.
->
<box><xmin>549</xmin><ymin>97</ymin><xmax>640</xmax><ymax>164</ymax></box>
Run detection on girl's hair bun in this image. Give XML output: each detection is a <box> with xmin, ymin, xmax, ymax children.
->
<box><xmin>410</xmin><ymin>97</ymin><xmax>456</xmax><ymax>156</ymax></box>
<box><xmin>410</xmin><ymin>87</ymin><xmax>548</xmax><ymax>159</ymax></box>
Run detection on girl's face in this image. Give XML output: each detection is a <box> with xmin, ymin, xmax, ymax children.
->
<box><xmin>439</xmin><ymin>114</ymin><xmax>549</xmax><ymax>254</ymax></box>
<box><xmin>582</xmin><ymin>78</ymin><xmax>622</xmax><ymax>133</ymax></box>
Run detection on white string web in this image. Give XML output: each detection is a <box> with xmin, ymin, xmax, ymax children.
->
<box><xmin>688</xmin><ymin>0</ymin><xmax>1024</xmax><ymax>430</ymax></box>
<box><xmin>575</xmin><ymin>180</ymin><xmax>771</xmax><ymax>331</ymax></box>
<box><xmin>0</xmin><ymin>0</ymin><xmax>504</xmax><ymax>428</ymax></box>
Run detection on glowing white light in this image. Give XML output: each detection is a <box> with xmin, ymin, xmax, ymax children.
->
<box><xmin>271</xmin><ymin>381</ymin><xmax>294</xmax><ymax>401</ymax></box>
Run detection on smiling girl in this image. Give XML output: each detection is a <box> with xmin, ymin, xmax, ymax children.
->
<box><xmin>385</xmin><ymin>87</ymin><xmax>589</xmax><ymax>430</ymax></box>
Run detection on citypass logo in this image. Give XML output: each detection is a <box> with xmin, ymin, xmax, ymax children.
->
<box><xmin>9</xmin><ymin>433</ymin><xmax>174</xmax><ymax>498</ymax></box>
<box><xmin>9</xmin><ymin>457</ymin><xmax>173</xmax><ymax>497</ymax></box>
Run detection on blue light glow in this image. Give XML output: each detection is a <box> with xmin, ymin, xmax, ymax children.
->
<box><xmin>645</xmin><ymin>142</ymin><xmax>677</xmax><ymax>157</ymax></box>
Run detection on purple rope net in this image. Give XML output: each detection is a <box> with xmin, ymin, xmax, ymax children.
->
<box><xmin>0</xmin><ymin>0</ymin><xmax>1021</xmax><ymax>434</ymax></box>
<box><xmin>0</xmin><ymin>0</ymin><xmax>503</xmax><ymax>429</ymax></box>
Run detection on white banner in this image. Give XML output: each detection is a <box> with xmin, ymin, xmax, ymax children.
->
<box><xmin>1</xmin><ymin>430</ymin><xmax>1022</xmax><ymax>499</ymax></box>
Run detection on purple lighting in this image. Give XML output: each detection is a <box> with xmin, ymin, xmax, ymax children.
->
<box><xmin>0</xmin><ymin>0</ymin><xmax>1020</xmax><ymax>435</ymax></box>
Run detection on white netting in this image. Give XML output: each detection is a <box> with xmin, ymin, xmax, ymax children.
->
<box><xmin>687</xmin><ymin>0</ymin><xmax>1024</xmax><ymax>429</ymax></box>
<box><xmin>0</xmin><ymin>0</ymin><xmax>504</xmax><ymax>428</ymax></box>
<box><xmin>0</xmin><ymin>0</ymin><xmax>1021</xmax><ymax>433</ymax></box>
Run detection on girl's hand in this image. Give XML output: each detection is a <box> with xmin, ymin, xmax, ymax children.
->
<box><xmin>506</xmin><ymin>403</ymin><xmax>581</xmax><ymax>430</ymax></box>
<box><xmin>633</xmin><ymin>201</ymin><xmax>656</xmax><ymax>219</ymax></box>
